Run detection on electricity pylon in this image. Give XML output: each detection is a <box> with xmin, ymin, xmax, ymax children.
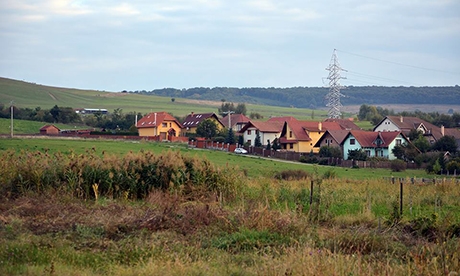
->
<box><xmin>325</xmin><ymin>49</ymin><xmax>346</xmax><ymax>119</ymax></box>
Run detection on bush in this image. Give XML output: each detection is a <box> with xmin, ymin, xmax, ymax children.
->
<box><xmin>274</xmin><ymin>170</ymin><xmax>310</xmax><ymax>180</ymax></box>
<box><xmin>390</xmin><ymin>159</ymin><xmax>407</xmax><ymax>172</ymax></box>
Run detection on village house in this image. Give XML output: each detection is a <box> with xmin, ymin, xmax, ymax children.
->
<box><xmin>314</xmin><ymin>129</ymin><xmax>350</xmax><ymax>153</ymax></box>
<box><xmin>136</xmin><ymin>112</ymin><xmax>183</xmax><ymax>140</ymax></box>
<box><xmin>342</xmin><ymin>130</ymin><xmax>409</xmax><ymax>160</ymax></box>
<box><xmin>373</xmin><ymin>115</ymin><xmax>460</xmax><ymax>150</ymax></box>
<box><xmin>182</xmin><ymin>112</ymin><xmax>224</xmax><ymax>135</ymax></box>
<box><xmin>39</xmin><ymin>124</ymin><xmax>60</xmax><ymax>135</ymax></box>
<box><xmin>239</xmin><ymin>120</ymin><xmax>284</xmax><ymax>147</ymax></box>
<box><xmin>221</xmin><ymin>113</ymin><xmax>250</xmax><ymax>132</ymax></box>
<box><xmin>279</xmin><ymin>120</ymin><xmax>344</xmax><ymax>153</ymax></box>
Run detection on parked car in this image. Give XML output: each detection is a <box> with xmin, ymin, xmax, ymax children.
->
<box><xmin>234</xmin><ymin>148</ymin><xmax>248</xmax><ymax>154</ymax></box>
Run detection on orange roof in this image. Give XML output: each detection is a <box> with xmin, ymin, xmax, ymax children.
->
<box><xmin>136</xmin><ymin>112</ymin><xmax>183</xmax><ymax>129</ymax></box>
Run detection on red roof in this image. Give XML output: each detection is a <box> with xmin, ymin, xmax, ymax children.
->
<box><xmin>222</xmin><ymin>113</ymin><xmax>251</xmax><ymax>128</ymax></box>
<box><xmin>136</xmin><ymin>112</ymin><xmax>183</xmax><ymax>129</ymax></box>
<box><xmin>348</xmin><ymin>130</ymin><xmax>402</xmax><ymax>147</ymax></box>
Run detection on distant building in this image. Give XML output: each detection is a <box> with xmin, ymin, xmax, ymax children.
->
<box><xmin>136</xmin><ymin>111</ymin><xmax>183</xmax><ymax>140</ymax></box>
<box><xmin>40</xmin><ymin>125</ymin><xmax>60</xmax><ymax>135</ymax></box>
<box><xmin>75</xmin><ymin>108</ymin><xmax>108</xmax><ymax>115</ymax></box>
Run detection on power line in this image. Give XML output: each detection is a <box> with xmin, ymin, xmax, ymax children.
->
<box><xmin>336</xmin><ymin>49</ymin><xmax>460</xmax><ymax>76</ymax></box>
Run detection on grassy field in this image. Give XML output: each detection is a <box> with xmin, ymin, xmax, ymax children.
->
<box><xmin>0</xmin><ymin>137</ymin><xmax>436</xmax><ymax>180</ymax></box>
<box><xmin>0</xmin><ymin>138</ymin><xmax>459</xmax><ymax>275</ymax></box>
<box><xmin>0</xmin><ymin>77</ymin><xmax>332</xmax><ymax>119</ymax></box>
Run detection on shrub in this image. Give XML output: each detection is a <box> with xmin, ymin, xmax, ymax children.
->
<box><xmin>390</xmin><ymin>159</ymin><xmax>407</xmax><ymax>172</ymax></box>
<box><xmin>274</xmin><ymin>170</ymin><xmax>310</xmax><ymax>180</ymax></box>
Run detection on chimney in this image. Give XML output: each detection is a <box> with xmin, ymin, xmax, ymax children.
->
<box><xmin>400</xmin><ymin>116</ymin><xmax>403</xmax><ymax>123</ymax></box>
<box><xmin>191</xmin><ymin>112</ymin><xmax>194</xmax><ymax>117</ymax></box>
<box><xmin>441</xmin><ymin>125</ymin><xmax>445</xmax><ymax>136</ymax></box>
<box><xmin>318</xmin><ymin>122</ymin><xmax>322</xmax><ymax>131</ymax></box>
<box><xmin>135</xmin><ymin>114</ymin><xmax>138</xmax><ymax>126</ymax></box>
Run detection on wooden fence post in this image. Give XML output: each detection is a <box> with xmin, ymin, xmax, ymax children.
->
<box><xmin>400</xmin><ymin>181</ymin><xmax>403</xmax><ymax>216</ymax></box>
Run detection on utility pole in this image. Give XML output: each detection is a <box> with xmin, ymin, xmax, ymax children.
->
<box><xmin>223</xmin><ymin>111</ymin><xmax>235</xmax><ymax>130</ymax></box>
<box><xmin>325</xmin><ymin>49</ymin><xmax>347</xmax><ymax>119</ymax></box>
<box><xmin>10</xmin><ymin>101</ymin><xmax>14</xmax><ymax>138</ymax></box>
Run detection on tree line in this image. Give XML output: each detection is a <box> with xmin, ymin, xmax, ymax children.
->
<box><xmin>130</xmin><ymin>86</ymin><xmax>460</xmax><ymax>109</ymax></box>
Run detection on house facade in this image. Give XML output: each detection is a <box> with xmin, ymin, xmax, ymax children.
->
<box><xmin>182</xmin><ymin>112</ymin><xmax>224</xmax><ymax>134</ymax></box>
<box><xmin>239</xmin><ymin>121</ymin><xmax>284</xmax><ymax>147</ymax></box>
<box><xmin>373</xmin><ymin>116</ymin><xmax>441</xmax><ymax>144</ymax></box>
<box><xmin>342</xmin><ymin>130</ymin><xmax>408</xmax><ymax>160</ymax></box>
<box><xmin>279</xmin><ymin>121</ymin><xmax>344</xmax><ymax>153</ymax></box>
<box><xmin>136</xmin><ymin>112</ymin><xmax>183</xmax><ymax>140</ymax></box>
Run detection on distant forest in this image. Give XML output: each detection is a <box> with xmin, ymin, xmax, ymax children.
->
<box><xmin>129</xmin><ymin>86</ymin><xmax>460</xmax><ymax>109</ymax></box>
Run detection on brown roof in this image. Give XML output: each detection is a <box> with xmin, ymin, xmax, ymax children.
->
<box><xmin>347</xmin><ymin>130</ymin><xmax>402</xmax><ymax>148</ymax></box>
<box><xmin>182</xmin><ymin>113</ymin><xmax>222</xmax><ymax>128</ymax></box>
<box><xmin>239</xmin><ymin>121</ymin><xmax>284</xmax><ymax>133</ymax></box>
<box><xmin>314</xmin><ymin>130</ymin><xmax>350</xmax><ymax>147</ymax></box>
<box><xmin>444</xmin><ymin>128</ymin><xmax>460</xmax><ymax>139</ymax></box>
<box><xmin>136</xmin><ymin>112</ymin><xmax>183</xmax><ymax>129</ymax></box>
<box><xmin>222</xmin><ymin>113</ymin><xmax>250</xmax><ymax>128</ymax></box>
<box><xmin>324</xmin><ymin>118</ymin><xmax>361</xmax><ymax>130</ymax></box>
<box><xmin>40</xmin><ymin>124</ymin><xmax>60</xmax><ymax>131</ymax></box>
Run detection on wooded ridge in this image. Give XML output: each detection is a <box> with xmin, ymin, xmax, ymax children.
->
<box><xmin>130</xmin><ymin>86</ymin><xmax>460</xmax><ymax>109</ymax></box>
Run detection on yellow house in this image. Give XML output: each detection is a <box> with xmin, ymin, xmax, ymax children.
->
<box><xmin>136</xmin><ymin>112</ymin><xmax>183</xmax><ymax>140</ymax></box>
<box><xmin>182</xmin><ymin>112</ymin><xmax>225</xmax><ymax>134</ymax></box>
<box><xmin>279</xmin><ymin>121</ymin><xmax>344</xmax><ymax>153</ymax></box>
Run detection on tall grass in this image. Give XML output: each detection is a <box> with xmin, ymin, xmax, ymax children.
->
<box><xmin>0</xmin><ymin>149</ymin><xmax>243</xmax><ymax>201</ymax></box>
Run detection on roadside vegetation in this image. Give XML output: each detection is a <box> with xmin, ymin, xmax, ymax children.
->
<box><xmin>1</xmin><ymin>139</ymin><xmax>459</xmax><ymax>275</ymax></box>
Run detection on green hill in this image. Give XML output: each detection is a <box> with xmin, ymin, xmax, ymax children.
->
<box><xmin>0</xmin><ymin>77</ymin><xmax>328</xmax><ymax>120</ymax></box>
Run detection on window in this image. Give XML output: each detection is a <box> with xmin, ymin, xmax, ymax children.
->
<box><xmin>350</xmin><ymin>139</ymin><xmax>355</xmax><ymax>145</ymax></box>
<box><xmin>396</xmin><ymin>139</ymin><xmax>402</xmax><ymax>146</ymax></box>
<box><xmin>247</xmin><ymin>130</ymin><xmax>252</xmax><ymax>135</ymax></box>
<box><xmin>289</xmin><ymin>131</ymin><xmax>293</xmax><ymax>138</ymax></box>
<box><xmin>289</xmin><ymin>143</ymin><xmax>293</xmax><ymax>149</ymax></box>
<box><xmin>162</xmin><ymin>123</ymin><xmax>167</xmax><ymax>127</ymax></box>
<box><xmin>247</xmin><ymin>139</ymin><xmax>251</xmax><ymax>145</ymax></box>
<box><xmin>365</xmin><ymin>150</ymin><xmax>371</xmax><ymax>156</ymax></box>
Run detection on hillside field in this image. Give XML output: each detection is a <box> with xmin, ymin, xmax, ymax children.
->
<box><xmin>0</xmin><ymin>77</ymin><xmax>330</xmax><ymax>120</ymax></box>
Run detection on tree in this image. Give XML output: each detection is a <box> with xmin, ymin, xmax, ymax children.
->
<box><xmin>235</xmin><ymin>103</ymin><xmax>247</xmax><ymax>115</ymax></box>
<box><xmin>50</xmin><ymin>105</ymin><xmax>60</xmax><ymax>123</ymax></box>
<box><xmin>271</xmin><ymin>138</ymin><xmax>280</xmax><ymax>151</ymax></box>
<box><xmin>266</xmin><ymin>140</ymin><xmax>271</xmax><ymax>150</ymax></box>
<box><xmin>224</xmin><ymin>128</ymin><xmax>236</xmax><ymax>144</ymax></box>
<box><xmin>319</xmin><ymin>146</ymin><xmax>342</xmax><ymax>158</ymax></box>
<box><xmin>238</xmin><ymin>135</ymin><xmax>244</xmax><ymax>146</ymax></box>
<box><xmin>347</xmin><ymin>149</ymin><xmax>367</xmax><ymax>161</ymax></box>
<box><xmin>432</xmin><ymin>136</ymin><xmax>458</xmax><ymax>153</ymax></box>
<box><xmin>196</xmin><ymin>119</ymin><xmax>218</xmax><ymax>139</ymax></box>
<box><xmin>413</xmin><ymin>136</ymin><xmax>431</xmax><ymax>153</ymax></box>
<box><xmin>254</xmin><ymin>132</ymin><xmax>262</xmax><ymax>147</ymax></box>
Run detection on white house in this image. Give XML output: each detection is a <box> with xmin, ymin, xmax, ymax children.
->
<box><xmin>238</xmin><ymin>121</ymin><xmax>284</xmax><ymax>147</ymax></box>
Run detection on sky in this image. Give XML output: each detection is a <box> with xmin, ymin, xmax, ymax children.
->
<box><xmin>1</xmin><ymin>0</ymin><xmax>459</xmax><ymax>92</ymax></box>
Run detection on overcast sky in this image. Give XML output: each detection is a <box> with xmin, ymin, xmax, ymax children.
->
<box><xmin>1</xmin><ymin>0</ymin><xmax>459</xmax><ymax>91</ymax></box>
